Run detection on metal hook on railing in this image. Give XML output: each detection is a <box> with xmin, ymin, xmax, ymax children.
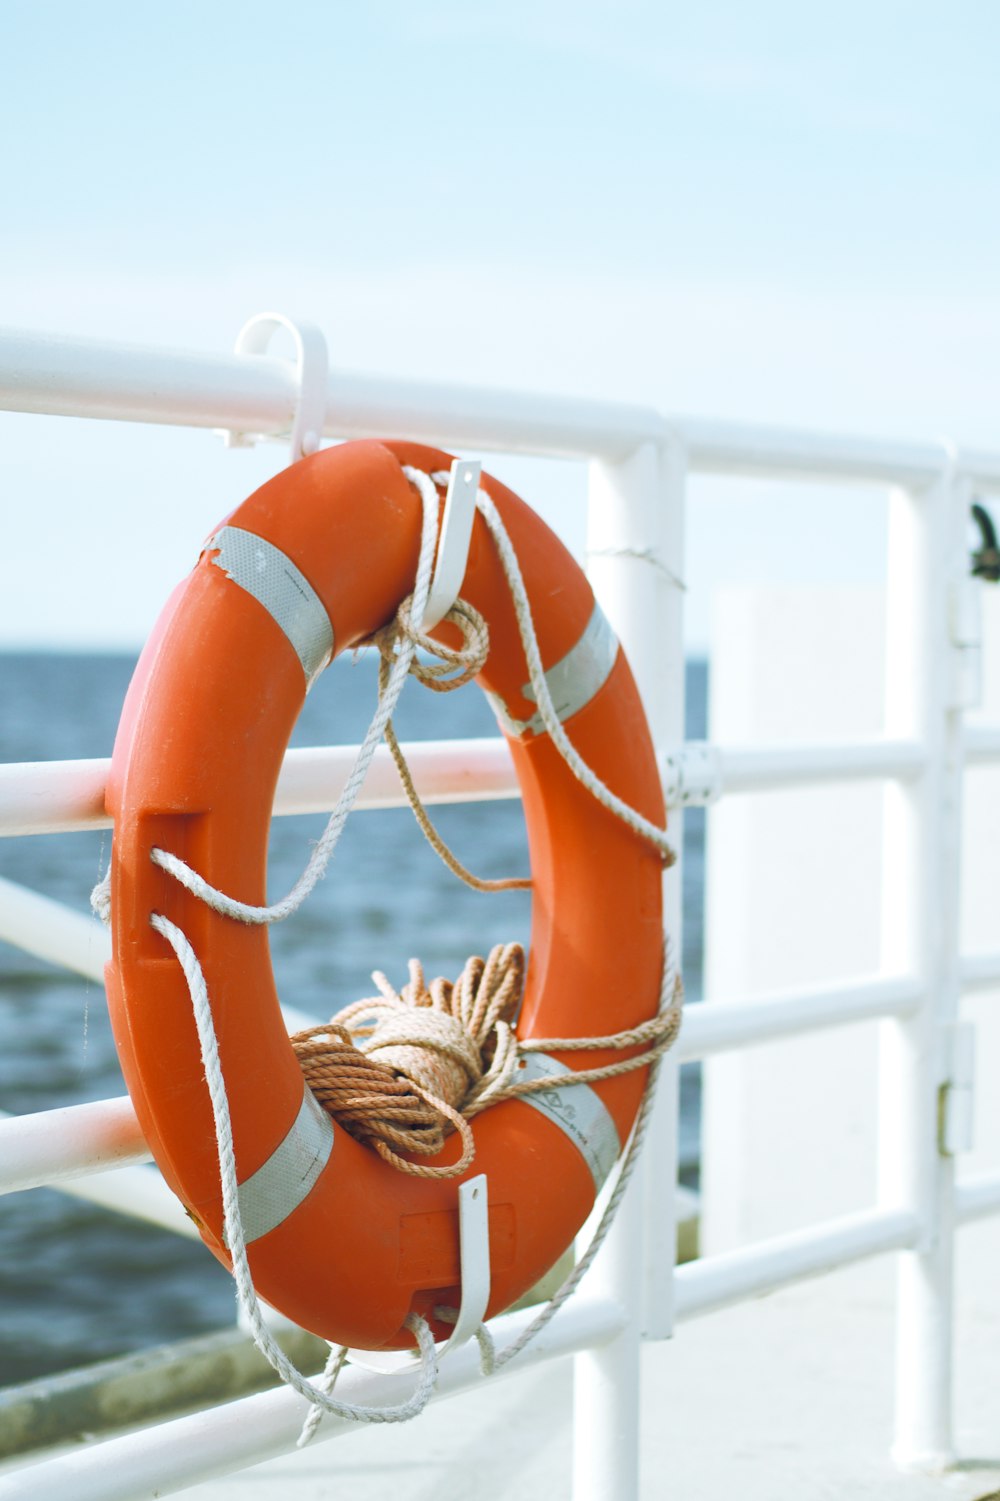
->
<box><xmin>971</xmin><ymin>502</ymin><xmax>1000</xmax><ymax>583</ymax></box>
<box><xmin>221</xmin><ymin>312</ymin><xmax>329</xmax><ymax>463</ymax></box>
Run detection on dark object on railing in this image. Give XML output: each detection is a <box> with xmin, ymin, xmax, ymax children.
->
<box><xmin>971</xmin><ymin>502</ymin><xmax>1000</xmax><ymax>582</ymax></box>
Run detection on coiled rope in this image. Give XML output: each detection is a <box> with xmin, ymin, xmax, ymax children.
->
<box><xmin>290</xmin><ymin>941</ymin><xmax>681</xmax><ymax>1181</ymax></box>
<box><xmin>292</xmin><ymin>944</ymin><xmax>525</xmax><ymax>1181</ymax></box>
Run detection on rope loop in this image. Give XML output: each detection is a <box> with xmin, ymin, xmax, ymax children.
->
<box><xmin>372</xmin><ymin>593</ymin><xmax>490</xmax><ymax>693</ymax></box>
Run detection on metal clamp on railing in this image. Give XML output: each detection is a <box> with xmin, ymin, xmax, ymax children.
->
<box><xmin>939</xmin><ymin>1022</ymin><xmax>976</xmax><ymax>1157</ymax></box>
<box><xmin>659</xmin><ymin>742</ymin><xmax>723</xmax><ymax>808</ymax></box>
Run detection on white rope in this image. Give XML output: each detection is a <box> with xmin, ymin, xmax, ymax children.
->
<box><xmin>429</xmin><ymin>471</ymin><xmax>676</xmax><ymax>865</ymax></box>
<box><xmin>91</xmin><ymin>867</ymin><xmax>111</xmax><ymax>924</ymax></box>
<box><xmin>297</xmin><ymin>1341</ymin><xmax>349</xmax><ymax>1448</ymax></box>
<box><xmin>148</xmin><ymin>466</ymin><xmax>442</xmax><ymax>926</ymax></box>
<box><xmin>150</xmin><ymin>911</ymin><xmax>440</xmax><ymax>1425</ymax></box>
<box><xmin>587</xmin><ymin>544</ymin><xmax>687</xmax><ymax>592</ymax></box>
<box><xmin>482</xmin><ymin>931</ymin><xmax>680</xmax><ymax>1371</ymax></box>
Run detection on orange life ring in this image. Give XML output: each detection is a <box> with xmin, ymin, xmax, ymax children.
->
<box><xmin>105</xmin><ymin>438</ymin><xmax>666</xmax><ymax>1350</ymax></box>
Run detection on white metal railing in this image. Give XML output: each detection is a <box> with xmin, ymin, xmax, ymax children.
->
<box><xmin>7</xmin><ymin>323</ymin><xmax>1000</xmax><ymax>490</ymax></box>
<box><xmin>0</xmin><ymin>320</ymin><xmax>999</xmax><ymax>1500</ymax></box>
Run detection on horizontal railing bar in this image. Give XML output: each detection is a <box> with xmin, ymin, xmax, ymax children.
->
<box><xmin>325</xmin><ymin>369</ymin><xmax>667</xmax><ymax>462</ymax></box>
<box><xmin>679</xmin><ymin>417</ymin><xmax>951</xmax><ymax>488</ymax></box>
<box><xmin>0</xmin><ymin>733</ymin><xmax>936</xmax><ymax>842</ymax></box>
<box><xmin>0</xmin><ymin>739</ymin><xmax>520</xmax><ymax>837</ymax></box>
<box><xmin>0</xmin><ymin>874</ymin><xmax>109</xmax><ymax>979</ymax></box>
<box><xmin>675</xmin><ymin>974</ymin><xmax>922</xmax><ymax>1061</ymax></box>
<box><xmin>4</xmin><ymin>974</ymin><xmax>918</xmax><ymax>1194</ymax></box>
<box><xmin>955</xmin><ymin>1175</ymin><xmax>1000</xmax><ymax>1223</ymax></box>
<box><xmin>0</xmin><ymin>1107</ymin><xmax>196</xmax><ymax>1238</ymax></box>
<box><xmin>959</xmin><ymin>952</ymin><xmax>1000</xmax><ymax>993</ymax></box>
<box><xmin>0</xmin><ymin>1294</ymin><xmax>627</xmax><ymax>1501</ymax></box>
<box><xmin>0</xmin><ymin>326</ymin><xmax>665</xmax><ymax>462</ymax></box>
<box><xmin>963</xmin><ymin>724</ymin><xmax>1000</xmax><ymax>764</ymax></box>
<box><xmin>717</xmin><ymin>738</ymin><xmax>926</xmax><ymax>793</ymax></box>
<box><xmin>0</xmin><ymin>757</ymin><xmax>108</xmax><ymax>836</ymax></box>
<box><xmin>5</xmin><ymin>327</ymin><xmax>1000</xmax><ymax>489</ymax></box>
<box><xmin>0</xmin><ymin>878</ymin><xmax>320</xmax><ymax>1037</ymax></box>
<box><xmin>0</xmin><ymin>1098</ymin><xmax>150</xmax><ymax>1191</ymax></box>
<box><xmin>8</xmin><ymin>722</ymin><xmax>1000</xmax><ymax>845</ymax></box>
<box><xmin>274</xmin><ymin>737</ymin><xmax>519</xmax><ymax>813</ymax></box>
<box><xmin>674</xmin><ymin>1206</ymin><xmax>920</xmax><ymax>1320</ymax></box>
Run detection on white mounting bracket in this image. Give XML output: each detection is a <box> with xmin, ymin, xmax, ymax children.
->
<box><xmin>659</xmin><ymin>742</ymin><xmax>723</xmax><ymax>809</ymax></box>
<box><xmin>422</xmin><ymin>460</ymin><xmax>481</xmax><ymax>631</ymax></box>
<box><xmin>939</xmin><ymin>1021</ymin><xmax>975</xmax><ymax>1157</ymax></box>
<box><xmin>221</xmin><ymin>311</ymin><xmax>329</xmax><ymax>463</ymax></box>
<box><xmin>348</xmin><ymin>1172</ymin><xmax>491</xmax><ymax>1371</ymax></box>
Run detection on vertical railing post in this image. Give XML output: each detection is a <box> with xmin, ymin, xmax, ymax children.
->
<box><xmin>879</xmin><ymin>457</ymin><xmax>971</xmax><ymax>1470</ymax></box>
<box><xmin>575</xmin><ymin>437</ymin><xmax>687</xmax><ymax>1500</ymax></box>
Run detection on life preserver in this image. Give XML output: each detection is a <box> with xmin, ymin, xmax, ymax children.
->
<box><xmin>105</xmin><ymin>439</ymin><xmax>666</xmax><ymax>1350</ymax></box>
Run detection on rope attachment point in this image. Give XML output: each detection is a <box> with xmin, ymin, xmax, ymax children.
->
<box><xmin>423</xmin><ymin>459</ymin><xmax>481</xmax><ymax>629</ymax></box>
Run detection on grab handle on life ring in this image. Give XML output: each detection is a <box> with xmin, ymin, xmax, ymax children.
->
<box><xmin>347</xmin><ymin>1173</ymin><xmax>492</xmax><ymax>1371</ymax></box>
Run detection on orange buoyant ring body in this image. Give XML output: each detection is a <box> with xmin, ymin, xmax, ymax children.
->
<box><xmin>105</xmin><ymin>439</ymin><xmax>666</xmax><ymax>1350</ymax></box>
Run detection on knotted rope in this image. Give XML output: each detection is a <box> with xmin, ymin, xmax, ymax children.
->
<box><xmin>372</xmin><ymin>592</ymin><xmax>490</xmax><ymax>693</ymax></box>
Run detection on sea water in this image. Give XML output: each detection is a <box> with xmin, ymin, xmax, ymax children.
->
<box><xmin>0</xmin><ymin>652</ymin><xmax>705</xmax><ymax>1386</ymax></box>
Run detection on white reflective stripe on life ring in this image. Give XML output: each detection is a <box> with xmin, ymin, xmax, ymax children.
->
<box><xmin>487</xmin><ymin>602</ymin><xmax>619</xmax><ymax>740</ymax></box>
<box><xmin>207</xmin><ymin>526</ymin><xmax>334</xmax><ymax>687</ymax></box>
<box><xmin>233</xmin><ymin>1085</ymin><xmax>335</xmax><ymax>1245</ymax></box>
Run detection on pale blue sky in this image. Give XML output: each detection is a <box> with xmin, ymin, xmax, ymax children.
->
<box><xmin>2</xmin><ymin>1</ymin><xmax>998</xmax><ymax>648</ymax></box>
